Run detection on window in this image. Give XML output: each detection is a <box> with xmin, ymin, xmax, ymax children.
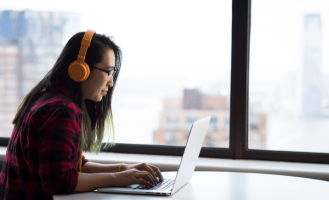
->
<box><xmin>164</xmin><ymin>132</ymin><xmax>179</xmax><ymax>145</ymax></box>
<box><xmin>205</xmin><ymin>135</ymin><xmax>218</xmax><ymax>147</ymax></box>
<box><xmin>185</xmin><ymin>117</ymin><xmax>196</xmax><ymax>131</ymax></box>
<box><xmin>1</xmin><ymin>0</ymin><xmax>328</xmax><ymax>164</ymax></box>
<box><xmin>208</xmin><ymin>118</ymin><xmax>218</xmax><ymax>131</ymax></box>
<box><xmin>0</xmin><ymin>0</ymin><xmax>232</xmax><ymax>149</ymax></box>
<box><xmin>165</xmin><ymin>116</ymin><xmax>179</xmax><ymax>131</ymax></box>
<box><xmin>250</xmin><ymin>0</ymin><xmax>329</xmax><ymax>153</ymax></box>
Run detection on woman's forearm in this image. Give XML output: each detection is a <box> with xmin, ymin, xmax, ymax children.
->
<box><xmin>74</xmin><ymin>172</ymin><xmax>116</xmax><ymax>193</ymax></box>
<box><xmin>81</xmin><ymin>162</ymin><xmax>121</xmax><ymax>173</ymax></box>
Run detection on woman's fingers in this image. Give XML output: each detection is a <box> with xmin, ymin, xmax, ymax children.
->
<box><xmin>136</xmin><ymin>171</ymin><xmax>157</xmax><ymax>186</ymax></box>
<box><xmin>138</xmin><ymin>178</ymin><xmax>154</xmax><ymax>187</ymax></box>
<box><xmin>142</xmin><ymin>164</ymin><xmax>160</xmax><ymax>183</ymax></box>
<box><xmin>149</xmin><ymin>165</ymin><xmax>164</xmax><ymax>182</ymax></box>
<box><xmin>146</xmin><ymin>173</ymin><xmax>157</xmax><ymax>185</ymax></box>
<box><xmin>130</xmin><ymin>162</ymin><xmax>164</xmax><ymax>184</ymax></box>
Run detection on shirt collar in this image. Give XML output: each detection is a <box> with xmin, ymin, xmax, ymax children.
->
<box><xmin>49</xmin><ymin>81</ymin><xmax>73</xmax><ymax>99</ymax></box>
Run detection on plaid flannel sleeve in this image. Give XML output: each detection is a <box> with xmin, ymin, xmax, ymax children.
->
<box><xmin>37</xmin><ymin>105</ymin><xmax>81</xmax><ymax>194</ymax></box>
<box><xmin>82</xmin><ymin>155</ymin><xmax>88</xmax><ymax>167</ymax></box>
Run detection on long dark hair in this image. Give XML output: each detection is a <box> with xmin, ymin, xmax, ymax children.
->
<box><xmin>13</xmin><ymin>31</ymin><xmax>122</xmax><ymax>153</ymax></box>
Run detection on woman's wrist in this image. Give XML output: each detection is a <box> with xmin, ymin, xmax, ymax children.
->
<box><xmin>118</xmin><ymin>163</ymin><xmax>123</xmax><ymax>172</ymax></box>
<box><xmin>118</xmin><ymin>163</ymin><xmax>125</xmax><ymax>172</ymax></box>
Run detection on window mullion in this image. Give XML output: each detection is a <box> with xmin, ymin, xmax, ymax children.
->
<box><xmin>230</xmin><ymin>0</ymin><xmax>251</xmax><ymax>159</ymax></box>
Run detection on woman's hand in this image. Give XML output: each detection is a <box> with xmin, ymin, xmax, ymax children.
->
<box><xmin>113</xmin><ymin>168</ymin><xmax>158</xmax><ymax>187</ymax></box>
<box><xmin>121</xmin><ymin>163</ymin><xmax>164</xmax><ymax>184</ymax></box>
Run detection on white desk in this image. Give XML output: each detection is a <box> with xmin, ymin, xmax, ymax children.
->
<box><xmin>54</xmin><ymin>171</ymin><xmax>329</xmax><ymax>200</ymax></box>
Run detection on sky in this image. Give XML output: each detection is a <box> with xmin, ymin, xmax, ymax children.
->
<box><xmin>250</xmin><ymin>0</ymin><xmax>329</xmax><ymax>73</ymax></box>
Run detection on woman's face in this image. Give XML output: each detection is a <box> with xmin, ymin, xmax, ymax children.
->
<box><xmin>81</xmin><ymin>48</ymin><xmax>116</xmax><ymax>102</ymax></box>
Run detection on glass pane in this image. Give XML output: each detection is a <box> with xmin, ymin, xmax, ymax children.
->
<box><xmin>0</xmin><ymin>0</ymin><xmax>232</xmax><ymax>148</ymax></box>
<box><xmin>249</xmin><ymin>0</ymin><xmax>329</xmax><ymax>152</ymax></box>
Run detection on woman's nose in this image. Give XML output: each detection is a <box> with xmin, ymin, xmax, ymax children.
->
<box><xmin>107</xmin><ymin>76</ymin><xmax>113</xmax><ymax>87</ymax></box>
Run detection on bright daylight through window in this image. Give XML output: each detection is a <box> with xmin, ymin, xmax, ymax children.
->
<box><xmin>0</xmin><ymin>0</ymin><xmax>232</xmax><ymax>148</ymax></box>
<box><xmin>249</xmin><ymin>0</ymin><xmax>329</xmax><ymax>153</ymax></box>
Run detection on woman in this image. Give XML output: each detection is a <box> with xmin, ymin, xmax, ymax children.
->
<box><xmin>0</xmin><ymin>30</ymin><xmax>163</xmax><ymax>200</ymax></box>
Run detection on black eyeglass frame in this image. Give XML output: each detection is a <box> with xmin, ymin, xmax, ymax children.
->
<box><xmin>90</xmin><ymin>66</ymin><xmax>116</xmax><ymax>80</ymax></box>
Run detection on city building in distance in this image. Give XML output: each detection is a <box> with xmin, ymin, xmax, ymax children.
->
<box><xmin>302</xmin><ymin>14</ymin><xmax>323</xmax><ymax>117</ymax></box>
<box><xmin>0</xmin><ymin>10</ymin><xmax>79</xmax><ymax>137</ymax></box>
<box><xmin>153</xmin><ymin>89</ymin><xmax>267</xmax><ymax>148</ymax></box>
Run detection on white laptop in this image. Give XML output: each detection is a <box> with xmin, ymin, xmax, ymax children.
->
<box><xmin>96</xmin><ymin>116</ymin><xmax>211</xmax><ymax>196</ymax></box>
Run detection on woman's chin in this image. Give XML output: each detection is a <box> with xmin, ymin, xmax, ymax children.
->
<box><xmin>87</xmin><ymin>96</ymin><xmax>103</xmax><ymax>102</ymax></box>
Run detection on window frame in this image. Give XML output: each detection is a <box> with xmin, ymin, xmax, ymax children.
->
<box><xmin>1</xmin><ymin>0</ymin><xmax>329</xmax><ymax>164</ymax></box>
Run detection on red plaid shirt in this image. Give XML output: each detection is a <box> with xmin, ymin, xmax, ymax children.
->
<box><xmin>0</xmin><ymin>82</ymin><xmax>88</xmax><ymax>200</ymax></box>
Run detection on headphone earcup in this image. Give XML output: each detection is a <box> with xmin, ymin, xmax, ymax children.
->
<box><xmin>68</xmin><ymin>61</ymin><xmax>90</xmax><ymax>82</ymax></box>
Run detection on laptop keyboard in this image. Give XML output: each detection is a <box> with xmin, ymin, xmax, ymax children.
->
<box><xmin>134</xmin><ymin>178</ymin><xmax>175</xmax><ymax>191</ymax></box>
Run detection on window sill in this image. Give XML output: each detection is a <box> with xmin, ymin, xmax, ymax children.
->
<box><xmin>0</xmin><ymin>147</ymin><xmax>327</xmax><ymax>181</ymax></box>
<box><xmin>83</xmin><ymin>151</ymin><xmax>329</xmax><ymax>181</ymax></box>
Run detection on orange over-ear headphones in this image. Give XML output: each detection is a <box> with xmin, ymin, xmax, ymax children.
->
<box><xmin>68</xmin><ymin>30</ymin><xmax>96</xmax><ymax>82</ymax></box>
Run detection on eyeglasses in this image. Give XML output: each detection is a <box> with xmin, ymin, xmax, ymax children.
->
<box><xmin>90</xmin><ymin>66</ymin><xmax>116</xmax><ymax>81</ymax></box>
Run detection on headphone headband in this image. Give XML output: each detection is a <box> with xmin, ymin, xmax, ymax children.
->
<box><xmin>77</xmin><ymin>30</ymin><xmax>96</xmax><ymax>62</ymax></box>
